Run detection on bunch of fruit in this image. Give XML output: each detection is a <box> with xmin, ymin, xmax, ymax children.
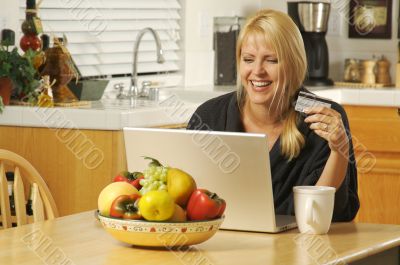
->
<box><xmin>98</xmin><ymin>157</ymin><xmax>226</xmax><ymax>222</ymax></box>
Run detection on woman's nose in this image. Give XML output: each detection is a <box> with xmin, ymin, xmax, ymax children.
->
<box><xmin>253</xmin><ymin>61</ymin><xmax>266</xmax><ymax>75</ymax></box>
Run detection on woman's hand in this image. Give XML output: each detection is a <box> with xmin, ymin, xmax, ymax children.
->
<box><xmin>304</xmin><ymin>106</ymin><xmax>349</xmax><ymax>154</ymax></box>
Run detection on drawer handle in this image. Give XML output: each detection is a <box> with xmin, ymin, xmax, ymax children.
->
<box><xmin>398</xmin><ymin>108</ymin><xmax>400</xmax><ymax>117</ymax></box>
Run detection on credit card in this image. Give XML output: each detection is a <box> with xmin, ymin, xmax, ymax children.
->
<box><xmin>294</xmin><ymin>91</ymin><xmax>332</xmax><ymax>114</ymax></box>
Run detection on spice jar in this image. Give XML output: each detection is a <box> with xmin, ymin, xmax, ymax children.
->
<box><xmin>376</xmin><ymin>55</ymin><xmax>391</xmax><ymax>85</ymax></box>
<box><xmin>360</xmin><ymin>59</ymin><xmax>376</xmax><ymax>84</ymax></box>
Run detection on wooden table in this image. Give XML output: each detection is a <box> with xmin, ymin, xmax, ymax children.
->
<box><xmin>0</xmin><ymin>211</ymin><xmax>399</xmax><ymax>265</ymax></box>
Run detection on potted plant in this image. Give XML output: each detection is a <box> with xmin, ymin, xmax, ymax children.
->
<box><xmin>0</xmin><ymin>29</ymin><xmax>40</xmax><ymax>113</ymax></box>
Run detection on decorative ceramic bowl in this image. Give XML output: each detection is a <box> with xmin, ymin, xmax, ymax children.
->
<box><xmin>68</xmin><ymin>79</ymin><xmax>108</xmax><ymax>101</ymax></box>
<box><xmin>98</xmin><ymin>213</ymin><xmax>224</xmax><ymax>247</ymax></box>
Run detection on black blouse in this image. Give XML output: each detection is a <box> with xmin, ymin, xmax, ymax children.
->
<box><xmin>186</xmin><ymin>90</ymin><xmax>360</xmax><ymax>222</ymax></box>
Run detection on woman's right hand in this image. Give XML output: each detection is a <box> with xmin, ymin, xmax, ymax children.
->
<box><xmin>304</xmin><ymin>106</ymin><xmax>349</xmax><ymax>155</ymax></box>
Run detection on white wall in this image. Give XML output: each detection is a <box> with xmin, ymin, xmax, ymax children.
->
<box><xmin>2</xmin><ymin>0</ymin><xmax>398</xmax><ymax>88</ymax></box>
<box><xmin>0</xmin><ymin>0</ymin><xmax>19</xmax><ymax>39</ymax></box>
<box><xmin>184</xmin><ymin>0</ymin><xmax>399</xmax><ymax>86</ymax></box>
<box><xmin>182</xmin><ymin>0</ymin><xmax>262</xmax><ymax>87</ymax></box>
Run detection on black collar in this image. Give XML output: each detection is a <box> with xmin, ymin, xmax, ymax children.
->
<box><xmin>224</xmin><ymin>90</ymin><xmax>309</xmax><ymax>134</ymax></box>
<box><xmin>226</xmin><ymin>92</ymin><xmax>245</xmax><ymax>132</ymax></box>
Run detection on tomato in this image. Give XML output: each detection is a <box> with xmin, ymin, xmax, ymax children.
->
<box><xmin>129</xmin><ymin>174</ymin><xmax>144</xmax><ymax>190</ymax></box>
<box><xmin>113</xmin><ymin>171</ymin><xmax>144</xmax><ymax>190</ymax></box>
<box><xmin>113</xmin><ymin>172</ymin><xmax>128</xmax><ymax>182</ymax></box>
<box><xmin>109</xmin><ymin>194</ymin><xmax>142</xmax><ymax>220</ymax></box>
<box><xmin>186</xmin><ymin>189</ymin><xmax>226</xmax><ymax>221</ymax></box>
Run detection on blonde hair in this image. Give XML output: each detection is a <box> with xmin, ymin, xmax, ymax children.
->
<box><xmin>236</xmin><ymin>9</ymin><xmax>307</xmax><ymax>160</ymax></box>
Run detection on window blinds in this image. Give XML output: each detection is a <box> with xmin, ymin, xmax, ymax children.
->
<box><xmin>19</xmin><ymin>0</ymin><xmax>182</xmax><ymax>85</ymax></box>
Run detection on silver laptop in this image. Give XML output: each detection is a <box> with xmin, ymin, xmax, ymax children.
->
<box><xmin>123</xmin><ymin>127</ymin><xmax>297</xmax><ymax>233</ymax></box>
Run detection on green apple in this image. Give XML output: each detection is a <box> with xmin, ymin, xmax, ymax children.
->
<box><xmin>138</xmin><ymin>190</ymin><xmax>175</xmax><ymax>221</ymax></box>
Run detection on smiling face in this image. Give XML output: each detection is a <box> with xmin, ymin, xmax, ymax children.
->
<box><xmin>239</xmin><ymin>33</ymin><xmax>281</xmax><ymax>108</ymax></box>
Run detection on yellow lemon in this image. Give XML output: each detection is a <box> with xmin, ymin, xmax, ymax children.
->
<box><xmin>138</xmin><ymin>190</ymin><xmax>175</xmax><ymax>221</ymax></box>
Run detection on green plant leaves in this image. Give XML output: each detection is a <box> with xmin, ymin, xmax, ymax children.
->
<box><xmin>0</xmin><ymin>46</ymin><xmax>40</xmax><ymax>98</ymax></box>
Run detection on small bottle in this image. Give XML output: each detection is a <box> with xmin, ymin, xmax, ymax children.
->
<box><xmin>1</xmin><ymin>29</ymin><xmax>15</xmax><ymax>47</ymax></box>
<box><xmin>5</xmin><ymin>172</ymin><xmax>16</xmax><ymax>216</ymax></box>
<box><xmin>33</xmin><ymin>34</ymin><xmax>50</xmax><ymax>70</ymax></box>
<box><xmin>41</xmin><ymin>34</ymin><xmax>50</xmax><ymax>51</ymax></box>
<box><xmin>21</xmin><ymin>0</ymin><xmax>37</xmax><ymax>35</ymax></box>
<box><xmin>20</xmin><ymin>0</ymin><xmax>42</xmax><ymax>52</ymax></box>
<box><xmin>26</xmin><ymin>184</ymin><xmax>34</xmax><ymax>216</ymax></box>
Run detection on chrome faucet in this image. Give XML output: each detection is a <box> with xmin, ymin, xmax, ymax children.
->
<box><xmin>129</xmin><ymin>28</ymin><xmax>165</xmax><ymax>98</ymax></box>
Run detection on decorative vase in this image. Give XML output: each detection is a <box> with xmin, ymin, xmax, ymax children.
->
<box><xmin>40</xmin><ymin>44</ymin><xmax>77</xmax><ymax>103</ymax></box>
<box><xmin>0</xmin><ymin>77</ymin><xmax>14</xmax><ymax>105</ymax></box>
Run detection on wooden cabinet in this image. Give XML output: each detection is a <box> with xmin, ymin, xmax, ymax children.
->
<box><xmin>0</xmin><ymin>123</ymin><xmax>187</xmax><ymax>216</ymax></box>
<box><xmin>0</xmin><ymin>126</ymin><xmax>127</xmax><ymax>216</ymax></box>
<box><xmin>344</xmin><ymin>106</ymin><xmax>400</xmax><ymax>224</ymax></box>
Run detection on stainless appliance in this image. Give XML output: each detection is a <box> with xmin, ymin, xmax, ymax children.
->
<box><xmin>288</xmin><ymin>2</ymin><xmax>333</xmax><ymax>86</ymax></box>
<box><xmin>213</xmin><ymin>17</ymin><xmax>245</xmax><ymax>86</ymax></box>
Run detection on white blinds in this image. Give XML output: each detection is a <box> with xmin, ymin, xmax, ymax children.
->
<box><xmin>19</xmin><ymin>0</ymin><xmax>182</xmax><ymax>84</ymax></box>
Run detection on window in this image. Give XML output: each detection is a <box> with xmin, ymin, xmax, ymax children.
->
<box><xmin>19</xmin><ymin>0</ymin><xmax>182</xmax><ymax>86</ymax></box>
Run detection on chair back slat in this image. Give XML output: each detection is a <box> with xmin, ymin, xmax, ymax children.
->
<box><xmin>0</xmin><ymin>162</ymin><xmax>12</xmax><ymax>229</ymax></box>
<box><xmin>0</xmin><ymin>150</ymin><xmax>58</xmax><ymax>221</ymax></box>
<box><xmin>0</xmin><ymin>150</ymin><xmax>58</xmax><ymax>229</ymax></box>
<box><xmin>13</xmin><ymin>167</ymin><xmax>27</xmax><ymax>226</ymax></box>
<box><xmin>32</xmin><ymin>183</ymin><xmax>45</xmax><ymax>222</ymax></box>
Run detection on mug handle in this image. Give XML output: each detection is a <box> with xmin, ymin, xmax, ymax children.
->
<box><xmin>306</xmin><ymin>198</ymin><xmax>315</xmax><ymax>225</ymax></box>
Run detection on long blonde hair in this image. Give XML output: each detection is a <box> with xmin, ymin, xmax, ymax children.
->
<box><xmin>236</xmin><ymin>9</ymin><xmax>307</xmax><ymax>160</ymax></box>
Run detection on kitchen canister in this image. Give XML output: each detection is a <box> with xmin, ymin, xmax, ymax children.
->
<box><xmin>360</xmin><ymin>59</ymin><xmax>376</xmax><ymax>84</ymax></box>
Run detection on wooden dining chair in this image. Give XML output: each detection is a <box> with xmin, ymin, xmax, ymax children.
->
<box><xmin>0</xmin><ymin>149</ymin><xmax>59</xmax><ymax>229</ymax></box>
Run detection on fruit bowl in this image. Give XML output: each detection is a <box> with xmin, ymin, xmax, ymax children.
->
<box><xmin>98</xmin><ymin>213</ymin><xmax>224</xmax><ymax>247</ymax></box>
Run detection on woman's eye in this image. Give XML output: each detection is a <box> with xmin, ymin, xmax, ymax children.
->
<box><xmin>243</xmin><ymin>58</ymin><xmax>254</xmax><ymax>63</ymax></box>
<box><xmin>267</xmin><ymin>59</ymin><xmax>278</xmax><ymax>64</ymax></box>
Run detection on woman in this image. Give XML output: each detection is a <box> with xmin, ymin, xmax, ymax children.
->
<box><xmin>186</xmin><ymin>9</ymin><xmax>359</xmax><ymax>221</ymax></box>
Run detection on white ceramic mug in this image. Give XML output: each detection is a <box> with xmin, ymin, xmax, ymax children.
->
<box><xmin>293</xmin><ymin>186</ymin><xmax>336</xmax><ymax>235</ymax></box>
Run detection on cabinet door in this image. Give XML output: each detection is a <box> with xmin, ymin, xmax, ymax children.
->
<box><xmin>0</xmin><ymin>126</ymin><xmax>127</xmax><ymax>216</ymax></box>
<box><xmin>345</xmin><ymin>106</ymin><xmax>400</xmax><ymax>224</ymax></box>
<box><xmin>357</xmin><ymin>170</ymin><xmax>400</xmax><ymax>224</ymax></box>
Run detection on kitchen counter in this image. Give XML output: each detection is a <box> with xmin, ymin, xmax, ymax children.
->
<box><xmin>0</xmin><ymin>86</ymin><xmax>399</xmax><ymax>130</ymax></box>
<box><xmin>311</xmin><ymin>86</ymin><xmax>400</xmax><ymax>107</ymax></box>
<box><xmin>0</xmin><ymin>88</ymin><xmax>228</xmax><ymax>130</ymax></box>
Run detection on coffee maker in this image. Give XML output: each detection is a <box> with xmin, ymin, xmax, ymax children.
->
<box><xmin>288</xmin><ymin>2</ymin><xmax>333</xmax><ymax>86</ymax></box>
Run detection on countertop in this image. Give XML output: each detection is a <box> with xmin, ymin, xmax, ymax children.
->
<box><xmin>311</xmin><ymin>86</ymin><xmax>400</xmax><ymax>107</ymax></box>
<box><xmin>0</xmin><ymin>87</ymin><xmax>230</xmax><ymax>130</ymax></box>
<box><xmin>0</xmin><ymin>86</ymin><xmax>399</xmax><ymax>130</ymax></box>
<box><xmin>1</xmin><ymin>210</ymin><xmax>400</xmax><ymax>265</ymax></box>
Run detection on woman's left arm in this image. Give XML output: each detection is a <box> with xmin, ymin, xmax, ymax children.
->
<box><xmin>304</xmin><ymin>106</ymin><xmax>350</xmax><ymax>188</ymax></box>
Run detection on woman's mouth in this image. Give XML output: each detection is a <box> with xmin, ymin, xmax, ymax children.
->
<box><xmin>250</xmin><ymin>80</ymin><xmax>272</xmax><ymax>91</ymax></box>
